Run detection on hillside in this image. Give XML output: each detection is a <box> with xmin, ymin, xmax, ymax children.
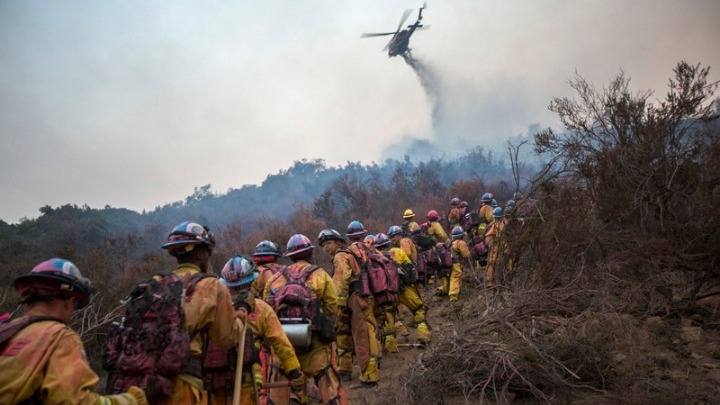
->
<box><xmin>2</xmin><ymin>62</ymin><xmax>719</xmax><ymax>404</ymax></box>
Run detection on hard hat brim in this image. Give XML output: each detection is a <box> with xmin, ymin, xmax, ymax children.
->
<box><xmin>220</xmin><ymin>272</ymin><xmax>258</xmax><ymax>288</ymax></box>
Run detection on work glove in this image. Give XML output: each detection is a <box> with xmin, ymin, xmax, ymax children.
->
<box><xmin>287</xmin><ymin>368</ymin><xmax>305</xmax><ymax>394</ymax></box>
<box><xmin>128</xmin><ymin>386</ymin><xmax>149</xmax><ymax>405</ymax></box>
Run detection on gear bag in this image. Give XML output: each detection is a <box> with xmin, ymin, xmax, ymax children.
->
<box><xmin>203</xmin><ymin>297</ymin><xmax>259</xmax><ymax>392</ymax></box>
<box><xmin>1</xmin><ymin>314</ymin><xmax>63</xmax><ymax>353</ymax></box>
<box><xmin>266</xmin><ymin>265</ymin><xmax>336</xmax><ymax>346</ymax></box>
<box><xmin>416</xmin><ymin>252</ymin><xmax>429</xmax><ymax>286</ymax></box>
<box><xmin>349</xmin><ymin>243</ymin><xmax>399</xmax><ymax>306</ymax></box>
<box><xmin>470</xmin><ymin>234</ymin><xmax>488</xmax><ymax>260</ymax></box>
<box><xmin>397</xmin><ymin>261</ymin><xmax>418</xmax><ymax>285</ymax></box>
<box><xmin>102</xmin><ymin>272</ymin><xmax>209</xmax><ymax>400</ymax></box>
<box><xmin>411</xmin><ymin>232</ymin><xmax>435</xmax><ymax>252</ymax></box>
<box><xmin>426</xmin><ymin>243</ymin><xmax>453</xmax><ymax>277</ymax></box>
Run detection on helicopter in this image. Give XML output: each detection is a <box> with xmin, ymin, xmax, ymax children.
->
<box><xmin>361</xmin><ymin>2</ymin><xmax>428</xmax><ymax>58</ymax></box>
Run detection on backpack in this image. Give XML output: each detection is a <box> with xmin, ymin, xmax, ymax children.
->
<box><xmin>470</xmin><ymin>234</ymin><xmax>488</xmax><ymax>261</ymax></box>
<box><xmin>203</xmin><ymin>293</ymin><xmax>259</xmax><ymax>392</ymax></box>
<box><xmin>103</xmin><ymin>272</ymin><xmax>209</xmax><ymax>400</ymax></box>
<box><xmin>412</xmin><ymin>232</ymin><xmax>435</xmax><ymax>252</ymax></box>
<box><xmin>350</xmin><ymin>244</ymin><xmax>399</xmax><ymax>307</ymax></box>
<box><xmin>396</xmin><ymin>261</ymin><xmax>418</xmax><ymax>285</ymax></box>
<box><xmin>464</xmin><ymin>212</ymin><xmax>481</xmax><ymax>229</ymax></box>
<box><xmin>415</xmin><ymin>252</ymin><xmax>429</xmax><ymax>286</ymax></box>
<box><xmin>0</xmin><ymin>314</ymin><xmax>63</xmax><ymax>354</ymax></box>
<box><xmin>266</xmin><ymin>265</ymin><xmax>336</xmax><ymax>346</ymax></box>
<box><xmin>426</xmin><ymin>243</ymin><xmax>453</xmax><ymax>277</ymax></box>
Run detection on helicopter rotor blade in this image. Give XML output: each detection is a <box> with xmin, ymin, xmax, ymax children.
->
<box><xmin>395</xmin><ymin>9</ymin><xmax>413</xmax><ymax>35</ymax></box>
<box><xmin>360</xmin><ymin>32</ymin><xmax>397</xmax><ymax>38</ymax></box>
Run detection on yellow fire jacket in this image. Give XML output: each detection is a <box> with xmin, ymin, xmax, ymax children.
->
<box><xmin>394</xmin><ymin>237</ymin><xmax>418</xmax><ymax>263</ymax></box>
<box><xmin>331</xmin><ymin>249</ymin><xmax>363</xmax><ymax>309</ymax></box>
<box><xmin>428</xmin><ymin>221</ymin><xmax>449</xmax><ymax>244</ymax></box>
<box><xmin>237</xmin><ymin>293</ymin><xmax>301</xmax><ymax>374</ymax></box>
<box><xmin>0</xmin><ymin>319</ymin><xmax>147</xmax><ymax>405</ymax></box>
<box><xmin>160</xmin><ymin>263</ymin><xmax>243</xmax><ymax>403</ymax></box>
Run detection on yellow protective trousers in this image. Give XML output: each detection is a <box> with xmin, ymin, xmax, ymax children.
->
<box><xmin>397</xmin><ymin>284</ymin><xmax>430</xmax><ymax>342</ymax></box>
<box><xmin>294</xmin><ymin>340</ymin><xmax>347</xmax><ymax>405</ymax></box>
<box><xmin>438</xmin><ymin>263</ymin><xmax>463</xmax><ymax>300</ymax></box>
<box><xmin>335</xmin><ymin>293</ymin><xmax>379</xmax><ymax>383</ymax></box>
<box><xmin>377</xmin><ymin>303</ymin><xmax>397</xmax><ymax>345</ymax></box>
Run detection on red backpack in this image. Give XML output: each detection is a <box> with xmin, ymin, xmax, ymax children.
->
<box><xmin>349</xmin><ymin>243</ymin><xmax>399</xmax><ymax>306</ymax></box>
<box><xmin>203</xmin><ymin>293</ymin><xmax>259</xmax><ymax>392</ymax></box>
<box><xmin>103</xmin><ymin>272</ymin><xmax>209</xmax><ymax>400</ymax></box>
<box><xmin>470</xmin><ymin>234</ymin><xmax>488</xmax><ymax>260</ymax></box>
<box><xmin>426</xmin><ymin>243</ymin><xmax>454</xmax><ymax>277</ymax></box>
<box><xmin>266</xmin><ymin>265</ymin><xmax>336</xmax><ymax>346</ymax></box>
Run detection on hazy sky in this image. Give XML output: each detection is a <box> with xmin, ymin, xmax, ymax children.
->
<box><xmin>1</xmin><ymin>1</ymin><xmax>718</xmax><ymax>223</ymax></box>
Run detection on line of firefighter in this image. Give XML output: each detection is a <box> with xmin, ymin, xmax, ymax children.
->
<box><xmin>0</xmin><ymin>193</ymin><xmax>523</xmax><ymax>405</ymax></box>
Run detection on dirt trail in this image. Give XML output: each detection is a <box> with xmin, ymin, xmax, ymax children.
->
<box><xmin>343</xmin><ymin>274</ymin><xmax>476</xmax><ymax>404</ymax></box>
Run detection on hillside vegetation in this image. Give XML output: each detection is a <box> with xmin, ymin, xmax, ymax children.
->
<box><xmin>2</xmin><ymin>62</ymin><xmax>719</xmax><ymax>404</ymax></box>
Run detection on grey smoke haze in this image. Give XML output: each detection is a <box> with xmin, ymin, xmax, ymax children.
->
<box><xmin>1</xmin><ymin>0</ymin><xmax>719</xmax><ymax>222</ymax></box>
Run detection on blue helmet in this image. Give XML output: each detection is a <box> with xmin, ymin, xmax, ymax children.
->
<box><xmin>161</xmin><ymin>221</ymin><xmax>215</xmax><ymax>254</ymax></box>
<box><xmin>493</xmin><ymin>207</ymin><xmax>503</xmax><ymax>219</ymax></box>
<box><xmin>505</xmin><ymin>200</ymin><xmax>516</xmax><ymax>216</ymax></box>
<box><xmin>491</xmin><ymin>199</ymin><xmax>498</xmax><ymax>208</ymax></box>
<box><xmin>253</xmin><ymin>240</ymin><xmax>281</xmax><ymax>257</ymax></box>
<box><xmin>220</xmin><ymin>256</ymin><xmax>257</xmax><ymax>288</ymax></box>
<box><xmin>318</xmin><ymin>229</ymin><xmax>346</xmax><ymax>245</ymax></box>
<box><xmin>387</xmin><ymin>225</ymin><xmax>404</xmax><ymax>238</ymax></box>
<box><xmin>451</xmin><ymin>226</ymin><xmax>465</xmax><ymax>239</ymax></box>
<box><xmin>481</xmin><ymin>192</ymin><xmax>494</xmax><ymax>203</ymax></box>
<box><xmin>346</xmin><ymin>220</ymin><xmax>367</xmax><ymax>237</ymax></box>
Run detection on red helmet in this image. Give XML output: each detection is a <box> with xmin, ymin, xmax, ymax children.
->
<box><xmin>426</xmin><ymin>210</ymin><xmax>440</xmax><ymax>221</ymax></box>
<box><xmin>285</xmin><ymin>234</ymin><xmax>314</xmax><ymax>257</ymax></box>
<box><xmin>14</xmin><ymin>258</ymin><xmax>93</xmax><ymax>309</ymax></box>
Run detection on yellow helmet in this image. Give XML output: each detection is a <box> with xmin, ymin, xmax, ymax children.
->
<box><xmin>403</xmin><ymin>209</ymin><xmax>415</xmax><ymax>219</ymax></box>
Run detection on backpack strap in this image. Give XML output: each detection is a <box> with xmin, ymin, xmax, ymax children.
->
<box><xmin>186</xmin><ymin>273</ymin><xmax>213</xmax><ymax>300</ymax></box>
<box><xmin>1</xmin><ymin>315</ymin><xmax>65</xmax><ymax>352</ymax></box>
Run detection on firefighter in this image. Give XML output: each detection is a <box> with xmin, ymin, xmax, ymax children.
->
<box><xmin>263</xmin><ymin>234</ymin><xmax>347</xmax><ymax>405</ymax></box>
<box><xmin>318</xmin><ymin>229</ymin><xmax>379</xmax><ymax>387</ymax></box>
<box><xmin>158</xmin><ymin>221</ymin><xmax>244</xmax><ymax>405</ymax></box>
<box><xmin>402</xmin><ymin>209</ymin><xmax>420</xmax><ymax>234</ymax></box>
<box><xmin>376</xmin><ymin>233</ymin><xmax>431</xmax><ymax>346</ymax></box>
<box><xmin>388</xmin><ymin>225</ymin><xmax>417</xmax><ymax>262</ymax></box>
<box><xmin>426</xmin><ymin>210</ymin><xmax>449</xmax><ymax>244</ymax></box>
<box><xmin>249</xmin><ymin>240</ymin><xmax>293</xmax><ymax>404</ymax></box>
<box><xmin>344</xmin><ymin>221</ymin><xmax>388</xmax><ymax>363</ymax></box>
<box><xmin>251</xmin><ymin>240</ymin><xmax>285</xmax><ymax>298</ymax></box>
<box><xmin>208</xmin><ymin>256</ymin><xmax>304</xmax><ymax>405</ymax></box>
<box><xmin>438</xmin><ymin>226</ymin><xmax>471</xmax><ymax>301</ymax></box>
<box><xmin>0</xmin><ymin>258</ymin><xmax>149</xmax><ymax>405</ymax></box>
<box><xmin>484</xmin><ymin>207</ymin><xmax>506</xmax><ymax>289</ymax></box>
<box><xmin>447</xmin><ymin>197</ymin><xmax>462</xmax><ymax>228</ymax></box>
